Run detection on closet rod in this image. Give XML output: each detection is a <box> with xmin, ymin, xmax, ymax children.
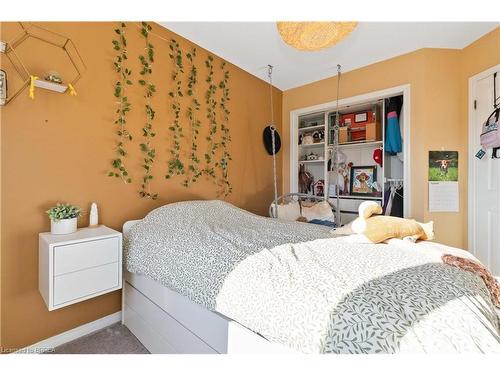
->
<box><xmin>385</xmin><ymin>178</ymin><xmax>403</xmax><ymax>182</ymax></box>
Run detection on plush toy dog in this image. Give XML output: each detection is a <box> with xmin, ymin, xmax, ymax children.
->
<box><xmin>349</xmin><ymin>201</ymin><xmax>434</xmax><ymax>243</ymax></box>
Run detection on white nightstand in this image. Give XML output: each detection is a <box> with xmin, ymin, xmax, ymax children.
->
<box><xmin>39</xmin><ymin>225</ymin><xmax>122</xmax><ymax>311</ymax></box>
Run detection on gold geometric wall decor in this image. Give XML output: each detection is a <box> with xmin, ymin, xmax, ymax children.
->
<box><xmin>0</xmin><ymin>22</ymin><xmax>86</xmax><ymax>104</ymax></box>
<box><xmin>0</xmin><ymin>32</ymin><xmax>30</xmax><ymax>105</ymax></box>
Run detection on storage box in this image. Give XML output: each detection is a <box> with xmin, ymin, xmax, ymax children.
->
<box><xmin>349</xmin><ymin>126</ymin><xmax>366</xmax><ymax>142</ymax></box>
<box><xmin>340</xmin><ymin>114</ymin><xmax>354</xmax><ymax>127</ymax></box>
<box><xmin>339</xmin><ymin>127</ymin><xmax>349</xmax><ymax>143</ymax></box>
<box><xmin>340</xmin><ymin>111</ymin><xmax>377</xmax><ymax>142</ymax></box>
<box><xmin>365</xmin><ymin>122</ymin><xmax>381</xmax><ymax>141</ymax></box>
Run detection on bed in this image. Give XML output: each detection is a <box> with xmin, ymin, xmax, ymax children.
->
<box><xmin>122</xmin><ymin>200</ymin><xmax>500</xmax><ymax>354</ymax></box>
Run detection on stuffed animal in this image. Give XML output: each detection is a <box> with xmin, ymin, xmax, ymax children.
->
<box><xmin>350</xmin><ymin>201</ymin><xmax>434</xmax><ymax>243</ymax></box>
<box><xmin>298</xmin><ymin>164</ymin><xmax>314</xmax><ymax>194</ymax></box>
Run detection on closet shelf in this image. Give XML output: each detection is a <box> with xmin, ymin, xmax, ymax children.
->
<box><xmin>329</xmin><ymin>195</ymin><xmax>383</xmax><ymax>201</ymax></box>
<box><xmin>329</xmin><ymin>140</ymin><xmax>383</xmax><ymax>149</ymax></box>
<box><xmin>298</xmin><ymin>124</ymin><xmax>325</xmax><ymax>132</ymax></box>
<box><xmin>299</xmin><ymin>160</ymin><xmax>325</xmax><ymax>164</ymax></box>
<box><xmin>300</xmin><ymin>142</ymin><xmax>325</xmax><ymax>148</ymax></box>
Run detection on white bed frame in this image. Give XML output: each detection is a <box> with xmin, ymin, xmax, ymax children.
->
<box><xmin>121</xmin><ymin>220</ymin><xmax>294</xmax><ymax>354</ymax></box>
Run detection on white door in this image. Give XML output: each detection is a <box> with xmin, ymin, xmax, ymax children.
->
<box><xmin>469</xmin><ymin>67</ymin><xmax>500</xmax><ymax>276</ymax></box>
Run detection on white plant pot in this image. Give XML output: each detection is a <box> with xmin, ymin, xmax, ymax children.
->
<box><xmin>50</xmin><ymin>218</ymin><xmax>77</xmax><ymax>235</ymax></box>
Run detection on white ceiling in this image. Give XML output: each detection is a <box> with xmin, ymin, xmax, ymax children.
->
<box><xmin>160</xmin><ymin>22</ymin><xmax>499</xmax><ymax>90</ymax></box>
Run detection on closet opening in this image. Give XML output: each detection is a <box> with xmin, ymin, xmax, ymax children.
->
<box><xmin>290</xmin><ymin>86</ymin><xmax>410</xmax><ymax>225</ymax></box>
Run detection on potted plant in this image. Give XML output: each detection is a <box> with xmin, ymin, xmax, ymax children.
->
<box><xmin>46</xmin><ymin>203</ymin><xmax>82</xmax><ymax>235</ymax></box>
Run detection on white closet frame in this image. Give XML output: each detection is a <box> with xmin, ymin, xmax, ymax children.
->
<box><xmin>289</xmin><ymin>84</ymin><xmax>412</xmax><ymax>218</ymax></box>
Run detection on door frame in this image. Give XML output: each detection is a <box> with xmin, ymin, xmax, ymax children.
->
<box><xmin>289</xmin><ymin>84</ymin><xmax>411</xmax><ymax>218</ymax></box>
<box><xmin>467</xmin><ymin>64</ymin><xmax>500</xmax><ymax>254</ymax></box>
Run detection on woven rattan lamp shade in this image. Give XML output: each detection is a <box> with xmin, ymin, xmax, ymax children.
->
<box><xmin>277</xmin><ymin>22</ymin><xmax>357</xmax><ymax>51</ymax></box>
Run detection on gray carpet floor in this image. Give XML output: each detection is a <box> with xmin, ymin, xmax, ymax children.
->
<box><xmin>50</xmin><ymin>323</ymin><xmax>149</xmax><ymax>354</ymax></box>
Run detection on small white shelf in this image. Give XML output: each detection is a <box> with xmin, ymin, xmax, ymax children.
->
<box><xmin>299</xmin><ymin>160</ymin><xmax>325</xmax><ymax>164</ymax></box>
<box><xmin>300</xmin><ymin>142</ymin><xmax>325</xmax><ymax>148</ymax></box>
<box><xmin>298</xmin><ymin>124</ymin><xmax>325</xmax><ymax>133</ymax></box>
<box><xmin>34</xmin><ymin>79</ymin><xmax>68</xmax><ymax>93</ymax></box>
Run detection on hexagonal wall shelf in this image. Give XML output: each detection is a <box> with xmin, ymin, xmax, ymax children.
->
<box><xmin>1</xmin><ymin>22</ymin><xmax>86</xmax><ymax>104</ymax></box>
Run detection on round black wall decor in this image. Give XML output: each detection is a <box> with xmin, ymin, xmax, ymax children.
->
<box><xmin>263</xmin><ymin>126</ymin><xmax>281</xmax><ymax>155</ymax></box>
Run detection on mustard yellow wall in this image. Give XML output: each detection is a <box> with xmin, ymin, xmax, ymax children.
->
<box><xmin>0</xmin><ymin>22</ymin><xmax>282</xmax><ymax>351</ymax></box>
<box><xmin>282</xmin><ymin>27</ymin><xmax>500</xmax><ymax>249</ymax></box>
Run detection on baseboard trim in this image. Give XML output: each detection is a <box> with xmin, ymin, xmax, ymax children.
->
<box><xmin>14</xmin><ymin>311</ymin><xmax>122</xmax><ymax>354</ymax></box>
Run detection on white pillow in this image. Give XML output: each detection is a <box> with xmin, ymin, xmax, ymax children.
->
<box><xmin>276</xmin><ymin>202</ymin><xmax>301</xmax><ymax>221</ymax></box>
<box><xmin>301</xmin><ymin>201</ymin><xmax>334</xmax><ymax>222</ymax></box>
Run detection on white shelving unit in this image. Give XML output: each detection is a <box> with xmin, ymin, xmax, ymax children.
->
<box><xmin>291</xmin><ymin>85</ymin><xmax>411</xmax><ymax>225</ymax></box>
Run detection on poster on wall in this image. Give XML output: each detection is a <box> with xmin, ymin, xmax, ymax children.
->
<box><xmin>428</xmin><ymin>150</ymin><xmax>459</xmax><ymax>212</ymax></box>
<box><xmin>428</xmin><ymin>151</ymin><xmax>458</xmax><ymax>181</ymax></box>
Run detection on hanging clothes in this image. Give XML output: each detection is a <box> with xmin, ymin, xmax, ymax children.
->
<box><xmin>385</xmin><ymin>110</ymin><xmax>402</xmax><ymax>155</ymax></box>
<box><xmin>391</xmin><ymin>187</ymin><xmax>404</xmax><ymax>217</ymax></box>
<box><xmin>384</xmin><ymin>96</ymin><xmax>403</xmax><ymax>155</ymax></box>
<box><xmin>383</xmin><ymin>186</ymin><xmax>404</xmax><ymax>217</ymax></box>
<box><xmin>382</xmin><ymin>187</ymin><xmax>391</xmax><ymax>214</ymax></box>
<box><xmin>384</xmin><ymin>186</ymin><xmax>396</xmax><ymax>216</ymax></box>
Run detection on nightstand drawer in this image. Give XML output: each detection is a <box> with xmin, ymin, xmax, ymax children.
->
<box><xmin>54</xmin><ymin>236</ymin><xmax>120</xmax><ymax>276</ymax></box>
<box><xmin>53</xmin><ymin>262</ymin><xmax>120</xmax><ymax>306</ymax></box>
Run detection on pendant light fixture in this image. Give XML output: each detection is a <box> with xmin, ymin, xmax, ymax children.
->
<box><xmin>276</xmin><ymin>22</ymin><xmax>357</xmax><ymax>51</ymax></box>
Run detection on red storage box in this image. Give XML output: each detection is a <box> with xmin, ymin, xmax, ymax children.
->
<box><xmin>340</xmin><ymin>114</ymin><xmax>354</xmax><ymax>127</ymax></box>
<box><xmin>341</xmin><ymin>111</ymin><xmax>376</xmax><ymax>142</ymax></box>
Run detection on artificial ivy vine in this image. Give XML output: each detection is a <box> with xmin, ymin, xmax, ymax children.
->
<box><xmin>166</xmin><ymin>39</ymin><xmax>186</xmax><ymax>179</ymax></box>
<box><xmin>203</xmin><ymin>55</ymin><xmax>218</xmax><ymax>180</ymax></box>
<box><xmin>108</xmin><ymin>22</ymin><xmax>133</xmax><ymax>184</ymax></box>
<box><xmin>138</xmin><ymin>22</ymin><xmax>158</xmax><ymax>200</ymax></box>
<box><xmin>107</xmin><ymin>24</ymin><xmax>233</xmax><ymax>198</ymax></box>
<box><xmin>183</xmin><ymin>47</ymin><xmax>202</xmax><ymax>187</ymax></box>
<box><xmin>217</xmin><ymin>61</ymin><xmax>232</xmax><ymax>196</ymax></box>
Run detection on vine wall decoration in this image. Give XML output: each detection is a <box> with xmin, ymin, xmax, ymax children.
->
<box><xmin>166</xmin><ymin>38</ymin><xmax>186</xmax><ymax>179</ymax></box>
<box><xmin>203</xmin><ymin>55</ymin><xmax>218</xmax><ymax>180</ymax></box>
<box><xmin>108</xmin><ymin>22</ymin><xmax>133</xmax><ymax>184</ymax></box>
<box><xmin>183</xmin><ymin>47</ymin><xmax>203</xmax><ymax>187</ymax></box>
<box><xmin>217</xmin><ymin>61</ymin><xmax>232</xmax><ymax>196</ymax></box>
<box><xmin>107</xmin><ymin>23</ymin><xmax>233</xmax><ymax>198</ymax></box>
<box><xmin>138</xmin><ymin>22</ymin><xmax>158</xmax><ymax>200</ymax></box>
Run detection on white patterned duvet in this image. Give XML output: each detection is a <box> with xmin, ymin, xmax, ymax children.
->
<box><xmin>124</xmin><ymin>200</ymin><xmax>500</xmax><ymax>353</ymax></box>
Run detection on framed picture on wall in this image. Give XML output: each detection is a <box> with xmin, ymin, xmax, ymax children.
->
<box><xmin>428</xmin><ymin>150</ymin><xmax>458</xmax><ymax>181</ymax></box>
<box><xmin>350</xmin><ymin>165</ymin><xmax>377</xmax><ymax>196</ymax></box>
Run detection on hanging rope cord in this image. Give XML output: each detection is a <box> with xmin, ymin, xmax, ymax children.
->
<box><xmin>329</xmin><ymin>64</ymin><xmax>342</xmax><ymax>227</ymax></box>
<box><xmin>268</xmin><ymin>65</ymin><xmax>279</xmax><ymax>215</ymax></box>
